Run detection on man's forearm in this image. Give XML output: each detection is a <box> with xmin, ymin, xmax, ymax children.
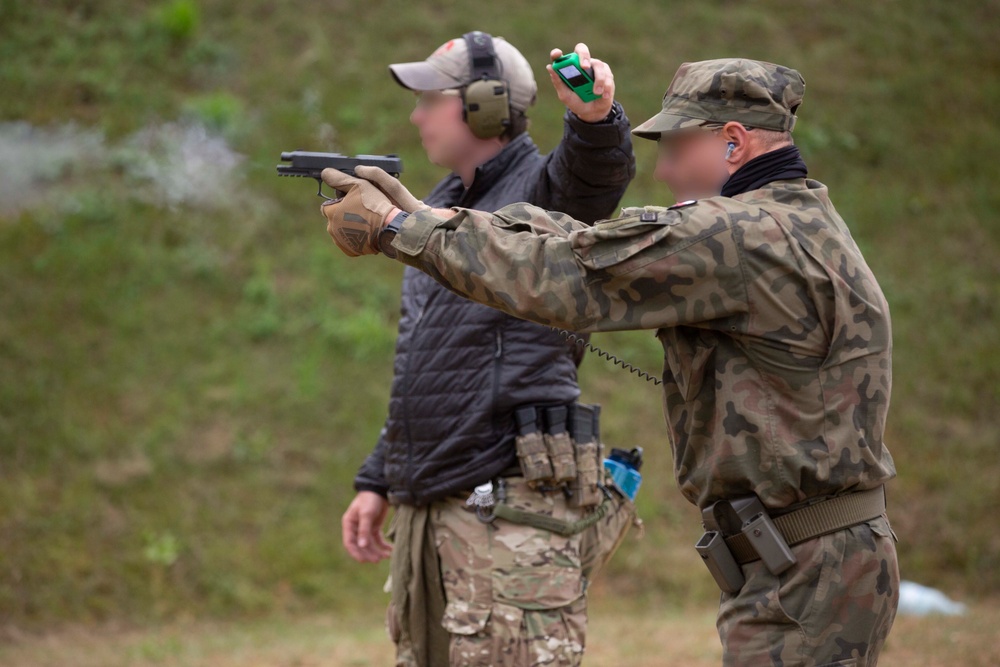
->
<box><xmin>536</xmin><ymin>102</ymin><xmax>636</xmax><ymax>223</ymax></box>
<box><xmin>390</xmin><ymin>200</ymin><xmax>747</xmax><ymax>335</ymax></box>
<box><xmin>392</xmin><ymin>205</ymin><xmax>602</xmax><ymax>331</ymax></box>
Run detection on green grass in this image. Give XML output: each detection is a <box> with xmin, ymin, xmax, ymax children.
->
<box><xmin>0</xmin><ymin>0</ymin><xmax>998</xmax><ymax>627</ymax></box>
<box><xmin>3</xmin><ymin>596</ymin><xmax>999</xmax><ymax>666</ymax></box>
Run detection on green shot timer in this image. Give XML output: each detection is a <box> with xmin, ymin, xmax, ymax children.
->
<box><xmin>553</xmin><ymin>52</ymin><xmax>601</xmax><ymax>102</ymax></box>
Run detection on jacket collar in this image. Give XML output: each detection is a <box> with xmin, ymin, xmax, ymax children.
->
<box><xmin>458</xmin><ymin>133</ymin><xmax>536</xmax><ymax>203</ymax></box>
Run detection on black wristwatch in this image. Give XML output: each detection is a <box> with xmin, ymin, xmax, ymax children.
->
<box><xmin>379</xmin><ymin>211</ymin><xmax>409</xmax><ymax>259</ymax></box>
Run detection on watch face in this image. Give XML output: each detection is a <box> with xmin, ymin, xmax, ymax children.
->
<box><xmin>379</xmin><ymin>228</ymin><xmax>398</xmax><ymax>258</ymax></box>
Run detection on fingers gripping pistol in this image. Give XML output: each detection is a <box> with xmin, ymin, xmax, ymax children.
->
<box><xmin>276</xmin><ymin>151</ymin><xmax>403</xmax><ymax>200</ymax></box>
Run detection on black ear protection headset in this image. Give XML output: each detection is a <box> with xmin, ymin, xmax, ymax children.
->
<box><xmin>461</xmin><ymin>31</ymin><xmax>511</xmax><ymax>139</ymax></box>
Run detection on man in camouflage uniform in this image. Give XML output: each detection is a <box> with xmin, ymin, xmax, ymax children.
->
<box><xmin>322</xmin><ymin>58</ymin><xmax>899</xmax><ymax>666</ymax></box>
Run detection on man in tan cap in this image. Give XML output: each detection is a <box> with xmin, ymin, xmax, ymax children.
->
<box><xmin>338</xmin><ymin>32</ymin><xmax>636</xmax><ymax>667</ymax></box>
<box><xmin>323</xmin><ymin>56</ymin><xmax>900</xmax><ymax>665</ymax></box>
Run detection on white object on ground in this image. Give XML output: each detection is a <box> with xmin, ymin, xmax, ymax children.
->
<box><xmin>897</xmin><ymin>580</ymin><xmax>967</xmax><ymax>616</ymax></box>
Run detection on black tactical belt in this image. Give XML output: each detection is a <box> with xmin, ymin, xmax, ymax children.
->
<box><xmin>725</xmin><ymin>486</ymin><xmax>887</xmax><ymax>565</ymax></box>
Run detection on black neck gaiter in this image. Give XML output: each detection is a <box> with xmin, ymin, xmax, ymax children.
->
<box><xmin>721</xmin><ymin>145</ymin><xmax>808</xmax><ymax>197</ymax></box>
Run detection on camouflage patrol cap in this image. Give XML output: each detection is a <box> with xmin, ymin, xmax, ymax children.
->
<box><xmin>632</xmin><ymin>58</ymin><xmax>805</xmax><ymax>140</ymax></box>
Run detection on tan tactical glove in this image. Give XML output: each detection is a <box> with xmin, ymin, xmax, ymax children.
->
<box><xmin>353</xmin><ymin>166</ymin><xmax>429</xmax><ymax>215</ymax></box>
<box><xmin>321</xmin><ymin>169</ymin><xmax>395</xmax><ymax>256</ymax></box>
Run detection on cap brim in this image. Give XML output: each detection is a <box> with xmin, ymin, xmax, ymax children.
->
<box><xmin>388</xmin><ymin>61</ymin><xmax>465</xmax><ymax>92</ymax></box>
<box><xmin>631</xmin><ymin>112</ymin><xmax>708</xmax><ymax>141</ymax></box>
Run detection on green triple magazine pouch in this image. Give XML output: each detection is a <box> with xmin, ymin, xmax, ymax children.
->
<box><xmin>512</xmin><ymin>403</ymin><xmax>606</xmax><ymax>509</ymax></box>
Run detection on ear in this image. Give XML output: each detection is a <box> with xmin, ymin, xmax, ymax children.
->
<box><xmin>721</xmin><ymin>122</ymin><xmax>752</xmax><ymax>162</ymax></box>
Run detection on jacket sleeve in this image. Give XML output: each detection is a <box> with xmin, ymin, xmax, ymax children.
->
<box><xmin>353</xmin><ymin>426</ymin><xmax>390</xmax><ymax>497</ymax></box>
<box><xmin>531</xmin><ymin>102</ymin><xmax>636</xmax><ymax>224</ymax></box>
<box><xmin>391</xmin><ymin>200</ymin><xmax>749</xmax><ymax>334</ymax></box>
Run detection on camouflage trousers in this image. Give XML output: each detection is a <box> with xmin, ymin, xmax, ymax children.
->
<box><xmin>390</xmin><ymin>477</ymin><xmax>589</xmax><ymax>667</ymax></box>
<box><xmin>717</xmin><ymin>515</ymin><xmax>899</xmax><ymax>667</ymax></box>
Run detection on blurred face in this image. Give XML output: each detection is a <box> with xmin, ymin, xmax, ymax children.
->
<box><xmin>653</xmin><ymin>124</ymin><xmax>733</xmax><ymax>201</ymax></box>
<box><xmin>410</xmin><ymin>89</ymin><xmax>480</xmax><ymax>170</ymax></box>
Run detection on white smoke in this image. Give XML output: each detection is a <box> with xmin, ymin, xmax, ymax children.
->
<box><xmin>122</xmin><ymin>122</ymin><xmax>245</xmax><ymax>210</ymax></box>
<box><xmin>0</xmin><ymin>120</ymin><xmax>245</xmax><ymax>215</ymax></box>
<box><xmin>0</xmin><ymin>121</ymin><xmax>107</xmax><ymax>216</ymax></box>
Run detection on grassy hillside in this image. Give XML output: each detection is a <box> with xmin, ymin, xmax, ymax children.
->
<box><xmin>0</xmin><ymin>0</ymin><xmax>998</xmax><ymax>626</ymax></box>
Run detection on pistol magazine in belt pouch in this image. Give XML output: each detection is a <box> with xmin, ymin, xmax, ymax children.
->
<box><xmin>696</xmin><ymin>494</ymin><xmax>798</xmax><ymax>593</ymax></box>
<box><xmin>514</xmin><ymin>406</ymin><xmax>553</xmax><ymax>487</ymax></box>
<box><xmin>695</xmin><ymin>530</ymin><xmax>745</xmax><ymax>594</ymax></box>
<box><xmin>543</xmin><ymin>406</ymin><xmax>577</xmax><ymax>484</ymax></box>
<box><xmin>568</xmin><ymin>404</ymin><xmax>603</xmax><ymax>509</ymax></box>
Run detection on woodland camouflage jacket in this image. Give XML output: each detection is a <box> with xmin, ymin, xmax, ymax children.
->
<box><xmin>391</xmin><ymin>178</ymin><xmax>896</xmax><ymax>510</ymax></box>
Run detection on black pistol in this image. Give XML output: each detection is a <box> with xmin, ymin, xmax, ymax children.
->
<box><xmin>276</xmin><ymin>151</ymin><xmax>404</xmax><ymax>200</ymax></box>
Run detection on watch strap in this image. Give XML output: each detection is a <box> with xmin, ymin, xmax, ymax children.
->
<box><xmin>380</xmin><ymin>211</ymin><xmax>409</xmax><ymax>258</ymax></box>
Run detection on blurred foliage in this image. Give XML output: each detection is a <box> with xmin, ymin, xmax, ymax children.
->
<box><xmin>151</xmin><ymin>0</ymin><xmax>200</xmax><ymax>44</ymax></box>
<box><xmin>181</xmin><ymin>92</ymin><xmax>248</xmax><ymax>140</ymax></box>
<box><xmin>0</xmin><ymin>0</ymin><xmax>998</xmax><ymax>627</ymax></box>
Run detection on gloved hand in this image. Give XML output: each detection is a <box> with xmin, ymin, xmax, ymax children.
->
<box><xmin>354</xmin><ymin>166</ymin><xmax>429</xmax><ymax>215</ymax></box>
<box><xmin>320</xmin><ymin>169</ymin><xmax>395</xmax><ymax>256</ymax></box>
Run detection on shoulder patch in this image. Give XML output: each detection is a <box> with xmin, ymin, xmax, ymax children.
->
<box><xmin>668</xmin><ymin>199</ymin><xmax>698</xmax><ymax>210</ymax></box>
<box><xmin>620</xmin><ymin>205</ymin><xmax>671</xmax><ymax>217</ymax></box>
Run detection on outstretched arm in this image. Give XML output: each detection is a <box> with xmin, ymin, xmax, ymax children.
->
<box><xmin>320</xmin><ymin>167</ymin><xmax>748</xmax><ymax>334</ymax></box>
<box><xmin>390</xmin><ymin>201</ymin><xmax>748</xmax><ymax>333</ymax></box>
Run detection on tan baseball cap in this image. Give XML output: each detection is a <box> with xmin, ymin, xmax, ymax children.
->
<box><xmin>389</xmin><ymin>34</ymin><xmax>538</xmax><ymax>112</ymax></box>
<box><xmin>633</xmin><ymin>58</ymin><xmax>805</xmax><ymax>140</ymax></box>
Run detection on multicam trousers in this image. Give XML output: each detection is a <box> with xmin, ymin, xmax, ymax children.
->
<box><xmin>717</xmin><ymin>515</ymin><xmax>899</xmax><ymax>667</ymax></box>
<box><xmin>390</xmin><ymin>476</ymin><xmax>590</xmax><ymax>667</ymax></box>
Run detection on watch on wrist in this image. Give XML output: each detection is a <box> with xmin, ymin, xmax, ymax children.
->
<box><xmin>378</xmin><ymin>211</ymin><xmax>409</xmax><ymax>259</ymax></box>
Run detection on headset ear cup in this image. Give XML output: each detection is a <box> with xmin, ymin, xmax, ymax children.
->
<box><xmin>464</xmin><ymin>79</ymin><xmax>510</xmax><ymax>139</ymax></box>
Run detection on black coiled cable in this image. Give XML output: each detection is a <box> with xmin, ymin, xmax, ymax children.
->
<box><xmin>554</xmin><ymin>329</ymin><xmax>662</xmax><ymax>386</ymax></box>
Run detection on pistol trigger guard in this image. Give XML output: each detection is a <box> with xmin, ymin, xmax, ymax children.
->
<box><xmin>314</xmin><ymin>178</ymin><xmax>336</xmax><ymax>201</ymax></box>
